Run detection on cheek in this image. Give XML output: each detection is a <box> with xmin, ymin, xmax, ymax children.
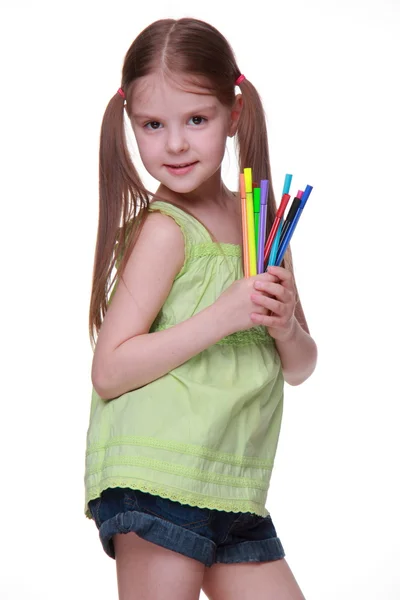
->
<box><xmin>209</xmin><ymin>139</ymin><xmax>228</xmax><ymax>165</ymax></box>
<box><xmin>134</xmin><ymin>134</ymin><xmax>159</xmax><ymax>167</ymax></box>
<box><xmin>201</xmin><ymin>128</ymin><xmax>228</xmax><ymax>161</ymax></box>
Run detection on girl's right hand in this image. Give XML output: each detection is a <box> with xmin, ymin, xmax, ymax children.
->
<box><xmin>214</xmin><ymin>272</ymin><xmax>278</xmax><ymax>336</ymax></box>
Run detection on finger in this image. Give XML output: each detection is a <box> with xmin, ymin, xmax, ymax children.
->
<box><xmin>250</xmin><ymin>293</ymin><xmax>269</xmax><ymax>313</ymax></box>
<box><xmin>251</xmin><ymin>272</ymin><xmax>280</xmax><ymax>284</ymax></box>
<box><xmin>252</xmin><ymin>306</ymin><xmax>268</xmax><ymax>317</ymax></box>
<box><xmin>253</xmin><ymin>280</ymin><xmax>292</xmax><ymax>303</ymax></box>
<box><xmin>251</xmin><ymin>293</ymin><xmax>285</xmax><ymax>317</ymax></box>
<box><xmin>266</xmin><ymin>266</ymin><xmax>294</xmax><ymax>289</ymax></box>
<box><xmin>250</xmin><ymin>312</ymin><xmax>286</xmax><ymax>328</ymax></box>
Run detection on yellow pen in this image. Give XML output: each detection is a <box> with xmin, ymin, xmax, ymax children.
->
<box><xmin>240</xmin><ymin>174</ymin><xmax>250</xmax><ymax>278</ymax></box>
<box><xmin>243</xmin><ymin>168</ymin><xmax>257</xmax><ymax>276</ymax></box>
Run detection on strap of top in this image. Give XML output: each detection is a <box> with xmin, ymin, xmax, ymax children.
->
<box><xmin>149</xmin><ymin>200</ymin><xmax>213</xmax><ymax>247</ymax></box>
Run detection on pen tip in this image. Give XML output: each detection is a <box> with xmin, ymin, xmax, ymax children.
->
<box><xmin>240</xmin><ymin>174</ymin><xmax>245</xmax><ymax>197</ymax></box>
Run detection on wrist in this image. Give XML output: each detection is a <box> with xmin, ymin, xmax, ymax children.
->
<box><xmin>273</xmin><ymin>317</ymin><xmax>298</xmax><ymax>344</ymax></box>
<box><xmin>206</xmin><ymin>300</ymin><xmax>234</xmax><ymax>339</ymax></box>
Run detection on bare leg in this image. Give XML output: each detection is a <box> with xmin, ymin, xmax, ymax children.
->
<box><xmin>202</xmin><ymin>558</ymin><xmax>305</xmax><ymax>600</ymax></box>
<box><xmin>114</xmin><ymin>532</ymin><xmax>206</xmax><ymax>600</ymax></box>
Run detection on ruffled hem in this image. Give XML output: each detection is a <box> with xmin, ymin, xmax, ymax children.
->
<box><xmin>85</xmin><ymin>478</ymin><xmax>268</xmax><ymax>519</ymax></box>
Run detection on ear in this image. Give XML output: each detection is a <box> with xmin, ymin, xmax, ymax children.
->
<box><xmin>228</xmin><ymin>94</ymin><xmax>243</xmax><ymax>137</ymax></box>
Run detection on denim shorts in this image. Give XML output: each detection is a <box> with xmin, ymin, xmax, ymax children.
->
<box><xmin>88</xmin><ymin>487</ymin><xmax>285</xmax><ymax>567</ymax></box>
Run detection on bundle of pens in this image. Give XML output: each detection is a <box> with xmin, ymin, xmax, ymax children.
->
<box><xmin>240</xmin><ymin>168</ymin><xmax>313</xmax><ymax>277</ymax></box>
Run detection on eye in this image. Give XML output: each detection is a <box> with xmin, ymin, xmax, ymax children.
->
<box><xmin>189</xmin><ymin>116</ymin><xmax>207</xmax><ymax>126</ymax></box>
<box><xmin>144</xmin><ymin>121</ymin><xmax>163</xmax><ymax>130</ymax></box>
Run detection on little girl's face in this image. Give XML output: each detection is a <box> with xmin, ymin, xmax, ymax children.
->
<box><xmin>129</xmin><ymin>72</ymin><xmax>241</xmax><ymax>195</ymax></box>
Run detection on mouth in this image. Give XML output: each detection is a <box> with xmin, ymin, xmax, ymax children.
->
<box><xmin>164</xmin><ymin>161</ymin><xmax>198</xmax><ymax>175</ymax></box>
<box><xmin>165</xmin><ymin>161</ymin><xmax>198</xmax><ymax>168</ymax></box>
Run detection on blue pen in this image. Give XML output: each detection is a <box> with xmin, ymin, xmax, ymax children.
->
<box><xmin>268</xmin><ymin>220</ymin><xmax>283</xmax><ymax>267</ymax></box>
<box><xmin>276</xmin><ymin>185</ymin><xmax>313</xmax><ymax>266</ymax></box>
<box><xmin>282</xmin><ymin>173</ymin><xmax>293</xmax><ymax>196</ymax></box>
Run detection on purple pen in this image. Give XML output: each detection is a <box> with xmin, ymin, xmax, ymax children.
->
<box><xmin>257</xmin><ymin>180</ymin><xmax>269</xmax><ymax>273</ymax></box>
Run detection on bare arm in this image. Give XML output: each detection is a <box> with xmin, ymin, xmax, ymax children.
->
<box><xmin>274</xmin><ymin>298</ymin><xmax>318</xmax><ymax>386</ymax></box>
<box><xmin>92</xmin><ymin>212</ymin><xmax>231</xmax><ymax>400</ymax></box>
<box><xmin>250</xmin><ymin>266</ymin><xmax>318</xmax><ymax>386</ymax></box>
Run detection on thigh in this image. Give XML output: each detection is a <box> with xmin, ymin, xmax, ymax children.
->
<box><xmin>202</xmin><ymin>558</ymin><xmax>305</xmax><ymax>600</ymax></box>
<box><xmin>114</xmin><ymin>531</ymin><xmax>206</xmax><ymax>600</ymax></box>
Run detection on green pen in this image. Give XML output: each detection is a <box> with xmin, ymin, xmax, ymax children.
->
<box><xmin>253</xmin><ymin>187</ymin><xmax>261</xmax><ymax>261</ymax></box>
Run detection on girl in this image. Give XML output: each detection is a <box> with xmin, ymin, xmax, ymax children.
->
<box><xmin>85</xmin><ymin>18</ymin><xmax>317</xmax><ymax>600</ymax></box>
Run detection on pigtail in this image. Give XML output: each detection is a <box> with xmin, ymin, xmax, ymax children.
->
<box><xmin>88</xmin><ymin>90</ymin><xmax>150</xmax><ymax>349</ymax></box>
<box><xmin>88</xmin><ymin>18</ymin><xmax>302</xmax><ymax>350</ymax></box>
<box><xmin>235</xmin><ymin>78</ymin><xmax>295</xmax><ymax>286</ymax></box>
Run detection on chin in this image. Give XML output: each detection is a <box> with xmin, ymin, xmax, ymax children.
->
<box><xmin>156</xmin><ymin>172</ymin><xmax>211</xmax><ymax>195</ymax></box>
<box><xmin>162</xmin><ymin>181</ymin><xmax>202</xmax><ymax>194</ymax></box>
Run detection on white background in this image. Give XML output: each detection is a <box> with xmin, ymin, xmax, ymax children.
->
<box><xmin>1</xmin><ymin>0</ymin><xmax>399</xmax><ymax>598</ymax></box>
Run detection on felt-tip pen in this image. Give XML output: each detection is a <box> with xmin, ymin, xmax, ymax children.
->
<box><xmin>257</xmin><ymin>180</ymin><xmax>269</xmax><ymax>274</ymax></box>
<box><xmin>280</xmin><ymin>190</ymin><xmax>303</xmax><ymax>243</ymax></box>
<box><xmin>263</xmin><ymin>193</ymin><xmax>291</xmax><ymax>268</ymax></box>
<box><xmin>276</xmin><ymin>185</ymin><xmax>313</xmax><ymax>266</ymax></box>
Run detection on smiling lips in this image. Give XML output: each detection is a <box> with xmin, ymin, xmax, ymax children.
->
<box><xmin>164</xmin><ymin>161</ymin><xmax>198</xmax><ymax>175</ymax></box>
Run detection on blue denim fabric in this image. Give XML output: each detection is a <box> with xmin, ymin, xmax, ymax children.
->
<box><xmin>88</xmin><ymin>487</ymin><xmax>285</xmax><ymax>567</ymax></box>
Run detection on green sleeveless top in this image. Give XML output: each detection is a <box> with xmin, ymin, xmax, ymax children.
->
<box><xmin>84</xmin><ymin>201</ymin><xmax>284</xmax><ymax>518</ymax></box>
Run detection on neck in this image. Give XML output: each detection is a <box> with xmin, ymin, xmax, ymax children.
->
<box><xmin>155</xmin><ymin>170</ymin><xmax>235</xmax><ymax>211</ymax></box>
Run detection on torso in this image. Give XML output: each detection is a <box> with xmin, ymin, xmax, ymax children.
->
<box><xmin>152</xmin><ymin>190</ymin><xmax>243</xmax><ymax>246</ymax></box>
<box><xmin>192</xmin><ymin>193</ymin><xmax>242</xmax><ymax>246</ymax></box>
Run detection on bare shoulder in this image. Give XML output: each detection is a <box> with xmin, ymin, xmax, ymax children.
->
<box><xmin>92</xmin><ymin>210</ymin><xmax>185</xmax><ymax>381</ymax></box>
<box><xmin>139</xmin><ymin>208</ymin><xmax>184</xmax><ymax>248</ymax></box>
<box><xmin>117</xmin><ymin>209</ymin><xmax>185</xmax><ymax>296</ymax></box>
<box><xmin>130</xmin><ymin>209</ymin><xmax>185</xmax><ymax>266</ymax></box>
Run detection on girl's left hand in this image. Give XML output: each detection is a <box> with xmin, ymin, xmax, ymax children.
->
<box><xmin>250</xmin><ymin>265</ymin><xmax>296</xmax><ymax>342</ymax></box>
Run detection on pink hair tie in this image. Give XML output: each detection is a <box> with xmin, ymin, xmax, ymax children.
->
<box><xmin>235</xmin><ymin>74</ymin><xmax>245</xmax><ymax>86</ymax></box>
<box><xmin>117</xmin><ymin>87</ymin><xmax>125</xmax><ymax>99</ymax></box>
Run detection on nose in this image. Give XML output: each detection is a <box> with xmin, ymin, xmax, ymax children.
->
<box><xmin>166</xmin><ymin>126</ymin><xmax>189</xmax><ymax>154</ymax></box>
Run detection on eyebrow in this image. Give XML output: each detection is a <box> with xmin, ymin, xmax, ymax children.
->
<box><xmin>131</xmin><ymin>104</ymin><xmax>218</xmax><ymax>120</ymax></box>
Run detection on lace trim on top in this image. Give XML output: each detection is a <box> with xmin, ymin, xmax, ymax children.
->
<box><xmin>151</xmin><ymin>314</ymin><xmax>274</xmax><ymax>346</ymax></box>
<box><xmin>86</xmin><ymin>455</ymin><xmax>267</xmax><ymax>490</ymax></box>
<box><xmin>85</xmin><ymin>477</ymin><xmax>269</xmax><ymax>518</ymax></box>
<box><xmin>187</xmin><ymin>243</ymin><xmax>241</xmax><ymax>259</ymax></box>
<box><xmin>86</xmin><ymin>435</ymin><xmax>273</xmax><ymax>468</ymax></box>
<box><xmin>219</xmin><ymin>327</ymin><xmax>274</xmax><ymax>346</ymax></box>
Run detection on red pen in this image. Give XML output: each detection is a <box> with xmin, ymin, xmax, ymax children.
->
<box><xmin>263</xmin><ymin>193</ymin><xmax>291</xmax><ymax>267</ymax></box>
